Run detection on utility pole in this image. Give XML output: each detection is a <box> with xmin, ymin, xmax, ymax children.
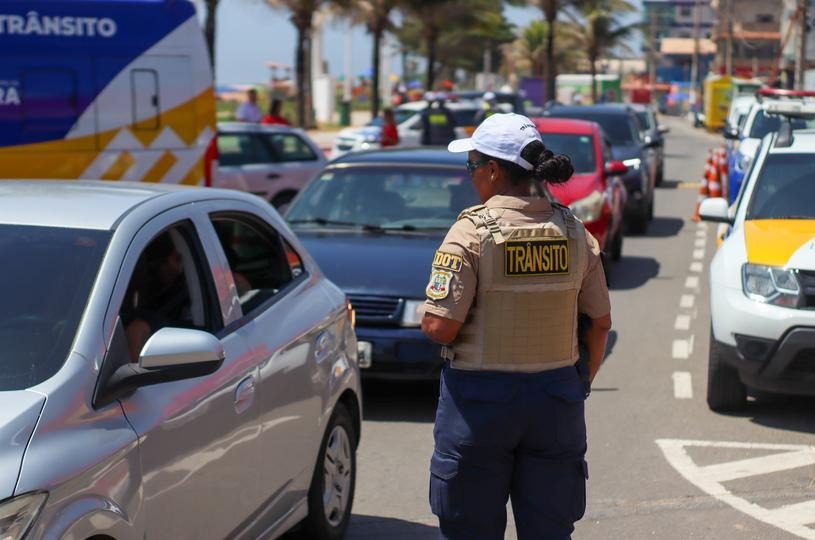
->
<box><xmin>796</xmin><ymin>0</ymin><xmax>809</xmax><ymax>89</ymax></box>
<box><xmin>649</xmin><ymin>8</ymin><xmax>657</xmax><ymax>104</ymax></box>
<box><xmin>689</xmin><ymin>0</ymin><xmax>702</xmax><ymax>114</ymax></box>
<box><xmin>725</xmin><ymin>0</ymin><xmax>734</xmax><ymax>76</ymax></box>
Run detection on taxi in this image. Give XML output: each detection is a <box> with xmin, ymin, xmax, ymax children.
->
<box><xmin>700</xmin><ymin>101</ymin><xmax>815</xmax><ymax>411</ymax></box>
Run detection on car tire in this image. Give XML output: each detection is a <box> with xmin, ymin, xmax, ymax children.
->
<box><xmin>302</xmin><ymin>403</ymin><xmax>357</xmax><ymax>540</ymax></box>
<box><xmin>707</xmin><ymin>328</ymin><xmax>746</xmax><ymax>412</ymax></box>
<box><xmin>656</xmin><ymin>165</ymin><xmax>664</xmax><ymax>186</ymax></box>
<box><xmin>610</xmin><ymin>227</ymin><xmax>623</xmax><ymax>261</ymax></box>
<box><xmin>648</xmin><ymin>196</ymin><xmax>655</xmax><ymax>221</ymax></box>
<box><xmin>627</xmin><ymin>206</ymin><xmax>649</xmax><ymax>235</ymax></box>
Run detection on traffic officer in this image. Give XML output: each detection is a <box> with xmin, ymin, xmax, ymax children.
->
<box><xmin>421</xmin><ymin>113</ymin><xmax>612</xmax><ymax>540</ymax></box>
<box><xmin>473</xmin><ymin>91</ymin><xmax>499</xmax><ymax>125</ymax></box>
<box><xmin>421</xmin><ymin>93</ymin><xmax>458</xmax><ymax>146</ymax></box>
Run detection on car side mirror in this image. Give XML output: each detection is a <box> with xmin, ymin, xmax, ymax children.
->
<box><xmin>604</xmin><ymin>160</ymin><xmax>628</xmax><ymax>176</ymax></box>
<box><xmin>642</xmin><ymin>135</ymin><xmax>658</xmax><ymax>148</ymax></box>
<box><xmin>658</xmin><ymin>125</ymin><xmax>670</xmax><ymax>135</ymax></box>
<box><xmin>723</xmin><ymin>126</ymin><xmax>740</xmax><ymax>140</ymax></box>
<box><xmin>95</xmin><ymin>327</ymin><xmax>224</xmax><ymax>407</ymax></box>
<box><xmin>699</xmin><ymin>197</ymin><xmax>733</xmax><ymax>224</ymax></box>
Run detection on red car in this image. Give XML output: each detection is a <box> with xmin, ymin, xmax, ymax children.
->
<box><xmin>533</xmin><ymin>117</ymin><xmax>628</xmax><ymax>263</ymax></box>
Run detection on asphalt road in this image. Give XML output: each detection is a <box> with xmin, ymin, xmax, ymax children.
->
<box><xmin>340</xmin><ymin>117</ymin><xmax>815</xmax><ymax>540</ymax></box>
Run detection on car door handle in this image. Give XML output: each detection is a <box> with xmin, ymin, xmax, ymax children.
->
<box><xmin>267</xmin><ymin>173</ymin><xmax>281</xmax><ymax>180</ymax></box>
<box><xmin>234</xmin><ymin>375</ymin><xmax>256</xmax><ymax>415</ymax></box>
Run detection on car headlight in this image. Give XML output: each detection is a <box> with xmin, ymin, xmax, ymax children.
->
<box><xmin>622</xmin><ymin>158</ymin><xmax>641</xmax><ymax>170</ymax></box>
<box><xmin>401</xmin><ymin>299</ymin><xmax>425</xmax><ymax>327</ymax></box>
<box><xmin>742</xmin><ymin>264</ymin><xmax>801</xmax><ymax>307</ymax></box>
<box><xmin>569</xmin><ymin>191</ymin><xmax>605</xmax><ymax>222</ymax></box>
<box><xmin>363</xmin><ymin>134</ymin><xmax>379</xmax><ymax>143</ymax></box>
<box><xmin>0</xmin><ymin>492</ymin><xmax>48</xmax><ymax>540</ymax></box>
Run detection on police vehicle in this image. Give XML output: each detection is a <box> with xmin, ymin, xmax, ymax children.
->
<box><xmin>700</xmin><ymin>101</ymin><xmax>815</xmax><ymax>411</ymax></box>
<box><xmin>723</xmin><ymin>89</ymin><xmax>815</xmax><ymax>202</ymax></box>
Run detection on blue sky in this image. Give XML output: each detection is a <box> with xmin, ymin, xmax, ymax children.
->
<box><xmin>197</xmin><ymin>0</ymin><xmax>642</xmax><ymax>85</ymax></box>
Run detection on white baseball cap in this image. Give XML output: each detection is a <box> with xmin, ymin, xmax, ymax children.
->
<box><xmin>448</xmin><ymin>113</ymin><xmax>541</xmax><ymax>171</ymax></box>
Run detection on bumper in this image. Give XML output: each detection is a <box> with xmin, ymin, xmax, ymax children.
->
<box><xmin>583</xmin><ymin>214</ymin><xmax>610</xmax><ymax>252</ymax></box>
<box><xmin>716</xmin><ymin>327</ymin><xmax>815</xmax><ymax>396</ymax></box>
<box><xmin>356</xmin><ymin>326</ymin><xmax>443</xmax><ymax>380</ymax></box>
<box><xmin>621</xmin><ymin>170</ymin><xmax>649</xmax><ymax>213</ymax></box>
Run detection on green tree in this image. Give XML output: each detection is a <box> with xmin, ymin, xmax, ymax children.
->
<box><xmin>351</xmin><ymin>0</ymin><xmax>400</xmax><ymax>119</ymax></box>
<box><xmin>570</xmin><ymin>0</ymin><xmax>637</xmax><ymax>102</ymax></box>
<box><xmin>506</xmin><ymin>19</ymin><xmax>584</xmax><ymax>78</ymax></box>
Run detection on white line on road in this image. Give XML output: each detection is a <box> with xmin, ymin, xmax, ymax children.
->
<box><xmin>693</xmin><ymin>249</ymin><xmax>705</xmax><ymax>260</ymax></box>
<box><xmin>656</xmin><ymin>439</ymin><xmax>815</xmax><ymax>540</ymax></box>
<box><xmin>690</xmin><ymin>262</ymin><xmax>704</xmax><ymax>273</ymax></box>
<box><xmin>675</xmin><ymin>314</ymin><xmax>691</xmax><ymax>331</ymax></box>
<box><xmin>680</xmin><ymin>294</ymin><xmax>695</xmax><ymax>308</ymax></box>
<box><xmin>696</xmin><ymin>229</ymin><xmax>707</xmax><ymax>238</ymax></box>
<box><xmin>672</xmin><ymin>372</ymin><xmax>693</xmax><ymax>398</ymax></box>
<box><xmin>672</xmin><ymin>335</ymin><xmax>695</xmax><ymax>359</ymax></box>
<box><xmin>685</xmin><ymin>276</ymin><xmax>700</xmax><ymax>289</ymax></box>
<box><xmin>697</xmin><ymin>222</ymin><xmax>709</xmax><ymax>230</ymax></box>
<box><xmin>694</xmin><ymin>238</ymin><xmax>707</xmax><ymax>248</ymax></box>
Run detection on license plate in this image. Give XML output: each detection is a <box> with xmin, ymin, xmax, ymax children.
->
<box><xmin>357</xmin><ymin>341</ymin><xmax>372</xmax><ymax>369</ymax></box>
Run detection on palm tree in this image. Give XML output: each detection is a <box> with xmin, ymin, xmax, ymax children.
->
<box><xmin>570</xmin><ymin>0</ymin><xmax>637</xmax><ymax>102</ymax></box>
<box><xmin>352</xmin><ymin>0</ymin><xmax>399</xmax><ymax>119</ymax></box>
<box><xmin>508</xmin><ymin>19</ymin><xmax>584</xmax><ymax>78</ymax></box>
<box><xmin>203</xmin><ymin>0</ymin><xmax>218</xmax><ymax>70</ymax></box>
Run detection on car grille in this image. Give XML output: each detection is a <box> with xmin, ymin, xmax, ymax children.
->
<box><xmin>797</xmin><ymin>270</ymin><xmax>815</xmax><ymax>309</ymax></box>
<box><xmin>347</xmin><ymin>295</ymin><xmax>402</xmax><ymax>324</ymax></box>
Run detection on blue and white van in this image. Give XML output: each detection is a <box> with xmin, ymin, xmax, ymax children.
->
<box><xmin>0</xmin><ymin>0</ymin><xmax>216</xmax><ymax>185</ymax></box>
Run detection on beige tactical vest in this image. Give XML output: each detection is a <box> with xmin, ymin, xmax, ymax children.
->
<box><xmin>443</xmin><ymin>202</ymin><xmax>587</xmax><ymax>372</ymax></box>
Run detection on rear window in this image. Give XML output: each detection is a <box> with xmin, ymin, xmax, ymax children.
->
<box><xmin>539</xmin><ymin>133</ymin><xmax>597</xmax><ymax>174</ymax></box>
<box><xmin>550</xmin><ymin>112</ymin><xmax>639</xmax><ymax>145</ymax></box>
<box><xmin>0</xmin><ymin>226</ymin><xmax>110</xmax><ymax>391</ymax></box>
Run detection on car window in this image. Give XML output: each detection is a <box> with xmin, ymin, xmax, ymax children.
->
<box><xmin>0</xmin><ymin>226</ymin><xmax>110</xmax><ymax>390</ymax></box>
<box><xmin>395</xmin><ymin>109</ymin><xmax>418</xmax><ymax>125</ymax></box>
<box><xmin>539</xmin><ymin>133</ymin><xmax>597</xmax><ymax>174</ymax></box>
<box><xmin>551</xmin><ymin>112</ymin><xmax>639</xmax><ymax>145</ymax></box>
<box><xmin>746</xmin><ymin>153</ymin><xmax>815</xmax><ymax>220</ymax></box>
<box><xmin>748</xmin><ymin>110</ymin><xmax>814</xmax><ymax>139</ymax></box>
<box><xmin>286</xmin><ymin>166</ymin><xmax>480</xmax><ymax>230</ymax></box>
<box><xmin>218</xmin><ymin>133</ymin><xmax>274</xmax><ymax>166</ymax></box>
<box><xmin>120</xmin><ymin>223</ymin><xmax>214</xmax><ymax>363</ymax></box>
<box><xmin>263</xmin><ymin>133</ymin><xmax>318</xmax><ymax>162</ymax></box>
<box><xmin>636</xmin><ymin>111</ymin><xmax>654</xmax><ymax>130</ymax></box>
<box><xmin>211</xmin><ymin>215</ymin><xmax>295</xmax><ymax>314</ymax></box>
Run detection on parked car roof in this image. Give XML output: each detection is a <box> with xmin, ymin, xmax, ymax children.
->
<box><xmin>546</xmin><ymin>104</ymin><xmax>635</xmax><ymax>115</ymax></box>
<box><xmin>329</xmin><ymin>147</ymin><xmax>467</xmax><ymax>167</ymax></box>
<box><xmin>533</xmin><ymin>117</ymin><xmax>599</xmax><ymax>135</ymax></box>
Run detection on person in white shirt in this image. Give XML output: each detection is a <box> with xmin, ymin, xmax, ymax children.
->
<box><xmin>236</xmin><ymin>88</ymin><xmax>263</xmax><ymax>123</ymax></box>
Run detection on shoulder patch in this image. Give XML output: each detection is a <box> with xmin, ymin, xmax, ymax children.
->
<box><xmin>426</xmin><ymin>269</ymin><xmax>453</xmax><ymax>300</ymax></box>
<box><xmin>433</xmin><ymin>251</ymin><xmax>463</xmax><ymax>272</ymax></box>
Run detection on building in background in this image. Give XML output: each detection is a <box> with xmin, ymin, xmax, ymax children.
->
<box><xmin>711</xmin><ymin>0</ymin><xmax>782</xmax><ymax>78</ymax></box>
<box><xmin>779</xmin><ymin>0</ymin><xmax>815</xmax><ymax>88</ymax></box>
<box><xmin>643</xmin><ymin>0</ymin><xmax>717</xmax><ymax>42</ymax></box>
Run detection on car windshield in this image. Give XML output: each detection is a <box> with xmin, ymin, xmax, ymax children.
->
<box><xmin>747</xmin><ymin>154</ymin><xmax>815</xmax><ymax>220</ymax></box>
<box><xmin>748</xmin><ymin>110</ymin><xmax>814</xmax><ymax>139</ymax></box>
<box><xmin>636</xmin><ymin>111</ymin><xmax>654</xmax><ymax>130</ymax></box>
<box><xmin>540</xmin><ymin>133</ymin><xmax>597</xmax><ymax>174</ymax></box>
<box><xmin>286</xmin><ymin>165</ymin><xmax>480</xmax><ymax>230</ymax></box>
<box><xmin>552</xmin><ymin>112</ymin><xmax>639</xmax><ymax>145</ymax></box>
<box><xmin>0</xmin><ymin>225</ymin><xmax>110</xmax><ymax>391</ymax></box>
<box><xmin>395</xmin><ymin>109</ymin><xmax>419</xmax><ymax>125</ymax></box>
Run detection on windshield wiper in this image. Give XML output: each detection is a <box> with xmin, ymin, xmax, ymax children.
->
<box><xmin>288</xmin><ymin>218</ymin><xmax>384</xmax><ymax>232</ymax></box>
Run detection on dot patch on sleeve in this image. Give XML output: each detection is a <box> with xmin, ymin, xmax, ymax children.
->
<box><xmin>426</xmin><ymin>269</ymin><xmax>453</xmax><ymax>300</ymax></box>
<box><xmin>432</xmin><ymin>251</ymin><xmax>463</xmax><ymax>272</ymax></box>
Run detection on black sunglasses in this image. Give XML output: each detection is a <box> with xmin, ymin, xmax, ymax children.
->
<box><xmin>466</xmin><ymin>158</ymin><xmax>490</xmax><ymax>174</ymax></box>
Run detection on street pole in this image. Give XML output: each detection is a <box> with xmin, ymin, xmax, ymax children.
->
<box><xmin>796</xmin><ymin>0</ymin><xmax>809</xmax><ymax>89</ymax></box>
<box><xmin>649</xmin><ymin>8</ymin><xmax>657</xmax><ymax>105</ymax></box>
<box><xmin>689</xmin><ymin>0</ymin><xmax>702</xmax><ymax>114</ymax></box>
<box><xmin>725</xmin><ymin>0</ymin><xmax>733</xmax><ymax>76</ymax></box>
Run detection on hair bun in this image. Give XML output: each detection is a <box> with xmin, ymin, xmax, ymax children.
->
<box><xmin>534</xmin><ymin>153</ymin><xmax>574</xmax><ymax>184</ymax></box>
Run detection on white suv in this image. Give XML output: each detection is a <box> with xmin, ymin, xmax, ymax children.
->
<box><xmin>701</xmin><ymin>102</ymin><xmax>815</xmax><ymax>411</ymax></box>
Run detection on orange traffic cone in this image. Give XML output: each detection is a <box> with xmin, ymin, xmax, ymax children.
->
<box><xmin>718</xmin><ymin>146</ymin><xmax>729</xmax><ymax>197</ymax></box>
<box><xmin>709</xmin><ymin>150</ymin><xmax>723</xmax><ymax>199</ymax></box>
<box><xmin>692</xmin><ymin>151</ymin><xmax>713</xmax><ymax>221</ymax></box>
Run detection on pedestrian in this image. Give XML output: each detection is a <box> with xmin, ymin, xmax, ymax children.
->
<box><xmin>380</xmin><ymin>108</ymin><xmax>400</xmax><ymax>147</ymax></box>
<box><xmin>235</xmin><ymin>88</ymin><xmax>262</xmax><ymax>123</ymax></box>
<box><xmin>473</xmin><ymin>91</ymin><xmax>499</xmax><ymax>125</ymax></box>
<box><xmin>420</xmin><ymin>93</ymin><xmax>457</xmax><ymax>146</ymax></box>
<box><xmin>261</xmin><ymin>98</ymin><xmax>290</xmax><ymax>126</ymax></box>
<box><xmin>421</xmin><ymin>112</ymin><xmax>612</xmax><ymax>540</ymax></box>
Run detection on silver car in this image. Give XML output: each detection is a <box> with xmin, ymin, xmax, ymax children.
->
<box><xmin>216</xmin><ymin>123</ymin><xmax>327</xmax><ymax>209</ymax></box>
<box><xmin>0</xmin><ymin>181</ymin><xmax>361</xmax><ymax>540</ymax></box>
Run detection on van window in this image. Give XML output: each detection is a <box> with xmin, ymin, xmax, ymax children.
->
<box><xmin>131</xmin><ymin>69</ymin><xmax>160</xmax><ymax>130</ymax></box>
<box><xmin>22</xmin><ymin>69</ymin><xmax>78</xmax><ymax>136</ymax></box>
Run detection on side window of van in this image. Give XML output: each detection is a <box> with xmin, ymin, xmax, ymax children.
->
<box><xmin>22</xmin><ymin>69</ymin><xmax>78</xmax><ymax>136</ymax></box>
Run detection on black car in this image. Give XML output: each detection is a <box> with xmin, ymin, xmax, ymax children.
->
<box><xmin>631</xmin><ymin>103</ymin><xmax>670</xmax><ymax>186</ymax></box>
<box><xmin>285</xmin><ymin>148</ymin><xmax>481</xmax><ymax>379</ymax></box>
<box><xmin>544</xmin><ymin>104</ymin><xmax>658</xmax><ymax>234</ymax></box>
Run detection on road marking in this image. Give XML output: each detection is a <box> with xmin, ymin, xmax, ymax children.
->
<box><xmin>697</xmin><ymin>222</ymin><xmax>709</xmax><ymax>230</ymax></box>
<box><xmin>694</xmin><ymin>238</ymin><xmax>707</xmax><ymax>248</ymax></box>
<box><xmin>693</xmin><ymin>249</ymin><xmax>705</xmax><ymax>260</ymax></box>
<box><xmin>696</xmin><ymin>229</ymin><xmax>707</xmax><ymax>238</ymax></box>
<box><xmin>656</xmin><ymin>439</ymin><xmax>815</xmax><ymax>539</ymax></box>
<box><xmin>672</xmin><ymin>372</ymin><xmax>693</xmax><ymax>398</ymax></box>
<box><xmin>690</xmin><ymin>262</ymin><xmax>704</xmax><ymax>273</ymax></box>
<box><xmin>675</xmin><ymin>314</ymin><xmax>691</xmax><ymax>330</ymax></box>
<box><xmin>685</xmin><ymin>276</ymin><xmax>700</xmax><ymax>289</ymax></box>
<box><xmin>680</xmin><ymin>294</ymin><xmax>695</xmax><ymax>308</ymax></box>
<box><xmin>672</xmin><ymin>335</ymin><xmax>695</xmax><ymax>359</ymax></box>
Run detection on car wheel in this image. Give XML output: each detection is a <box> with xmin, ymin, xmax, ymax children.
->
<box><xmin>648</xmin><ymin>195</ymin><xmax>655</xmax><ymax>221</ymax></box>
<box><xmin>302</xmin><ymin>403</ymin><xmax>357</xmax><ymax>540</ymax></box>
<box><xmin>656</xmin><ymin>165</ymin><xmax>664</xmax><ymax>186</ymax></box>
<box><xmin>272</xmin><ymin>191</ymin><xmax>297</xmax><ymax>211</ymax></box>
<box><xmin>627</xmin><ymin>206</ymin><xmax>649</xmax><ymax>235</ymax></box>
<box><xmin>610</xmin><ymin>227</ymin><xmax>623</xmax><ymax>261</ymax></box>
<box><xmin>707</xmin><ymin>328</ymin><xmax>746</xmax><ymax>412</ymax></box>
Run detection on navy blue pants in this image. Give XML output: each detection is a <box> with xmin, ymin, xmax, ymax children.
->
<box><xmin>430</xmin><ymin>365</ymin><xmax>588</xmax><ymax>540</ymax></box>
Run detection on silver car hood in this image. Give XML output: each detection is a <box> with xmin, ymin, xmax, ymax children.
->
<box><xmin>0</xmin><ymin>391</ymin><xmax>45</xmax><ymax>499</ymax></box>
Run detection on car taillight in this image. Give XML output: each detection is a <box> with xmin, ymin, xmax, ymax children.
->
<box><xmin>204</xmin><ymin>135</ymin><xmax>219</xmax><ymax>187</ymax></box>
<box><xmin>346</xmin><ymin>298</ymin><xmax>356</xmax><ymax>329</ymax></box>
